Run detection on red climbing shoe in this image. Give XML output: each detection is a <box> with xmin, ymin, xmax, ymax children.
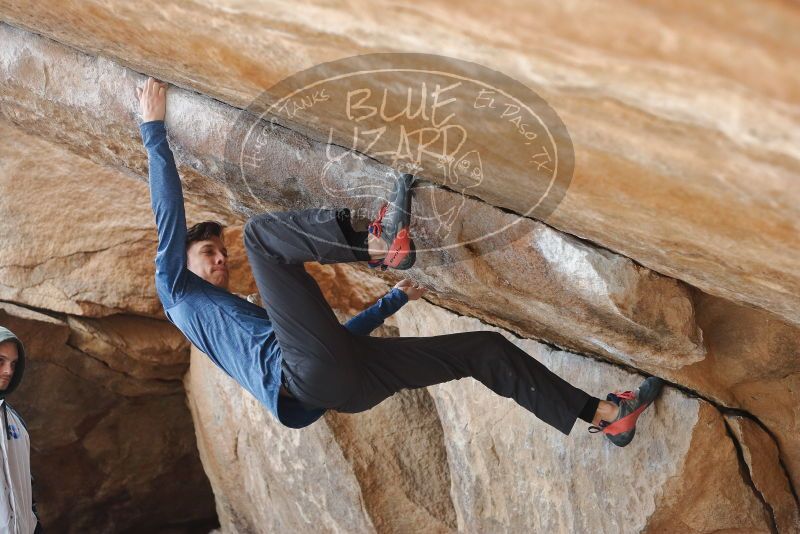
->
<box><xmin>588</xmin><ymin>376</ymin><xmax>664</xmax><ymax>447</ymax></box>
<box><xmin>367</xmin><ymin>173</ymin><xmax>416</xmax><ymax>270</ymax></box>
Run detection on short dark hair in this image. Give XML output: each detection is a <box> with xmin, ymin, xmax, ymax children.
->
<box><xmin>186</xmin><ymin>221</ymin><xmax>224</xmax><ymax>247</ymax></box>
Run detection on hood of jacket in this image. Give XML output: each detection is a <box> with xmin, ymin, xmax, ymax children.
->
<box><xmin>0</xmin><ymin>326</ymin><xmax>25</xmax><ymax>398</ymax></box>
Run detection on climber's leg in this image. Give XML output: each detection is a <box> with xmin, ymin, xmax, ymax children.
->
<box><xmin>244</xmin><ymin>208</ymin><xmax>368</xmax><ymax>266</ymax></box>
<box><xmin>337</xmin><ymin>330</ymin><xmax>595</xmax><ymax>435</ymax></box>
<box><xmin>243</xmin><ymin>208</ymin><xmax>372</xmax><ymax>409</ymax></box>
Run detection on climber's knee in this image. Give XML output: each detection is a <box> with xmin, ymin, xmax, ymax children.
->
<box><xmin>243</xmin><ymin>215</ymin><xmax>262</xmax><ymax>253</ymax></box>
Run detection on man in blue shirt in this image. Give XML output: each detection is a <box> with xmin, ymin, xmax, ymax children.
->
<box><xmin>137</xmin><ymin>78</ymin><xmax>663</xmax><ymax>446</ymax></box>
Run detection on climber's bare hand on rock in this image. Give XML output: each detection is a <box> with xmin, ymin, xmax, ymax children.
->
<box><xmin>136</xmin><ymin>77</ymin><xmax>167</xmax><ymax>122</ymax></box>
<box><xmin>394</xmin><ymin>279</ymin><xmax>429</xmax><ymax>301</ymax></box>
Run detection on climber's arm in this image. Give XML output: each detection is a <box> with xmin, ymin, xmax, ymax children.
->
<box><xmin>137</xmin><ymin>78</ymin><xmax>189</xmax><ymax>306</ymax></box>
<box><xmin>344</xmin><ymin>287</ymin><xmax>409</xmax><ymax>336</ymax></box>
<box><xmin>343</xmin><ymin>280</ymin><xmax>428</xmax><ymax>336</ymax></box>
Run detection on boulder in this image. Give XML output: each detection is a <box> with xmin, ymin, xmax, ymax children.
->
<box><xmin>667</xmin><ymin>291</ymin><xmax>800</xmax><ymax>492</ymax></box>
<box><xmin>0</xmin><ymin>25</ymin><xmax>709</xmax><ymax>375</ymax></box>
<box><xmin>0</xmin><ymin>0</ymin><xmax>798</xmax><ymax>325</ymax></box>
<box><xmin>395</xmin><ymin>301</ymin><xmax>777</xmax><ymax>533</ymax></box>
<box><xmin>186</xmin><ymin>341</ymin><xmax>459</xmax><ymax>534</ymax></box>
<box><xmin>0</xmin><ymin>4</ymin><xmax>798</xmax><ymax>531</ymax></box>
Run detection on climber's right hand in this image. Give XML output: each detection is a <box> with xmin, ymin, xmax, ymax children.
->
<box><xmin>135</xmin><ymin>76</ymin><xmax>167</xmax><ymax>122</ymax></box>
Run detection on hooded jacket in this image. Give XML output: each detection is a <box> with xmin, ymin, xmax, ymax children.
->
<box><xmin>0</xmin><ymin>327</ymin><xmax>39</xmax><ymax>534</ymax></box>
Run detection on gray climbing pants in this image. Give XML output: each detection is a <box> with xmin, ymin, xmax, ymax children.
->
<box><xmin>243</xmin><ymin>208</ymin><xmax>593</xmax><ymax>435</ymax></box>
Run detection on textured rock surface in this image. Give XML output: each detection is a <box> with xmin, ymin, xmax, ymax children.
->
<box><xmin>0</xmin><ymin>1</ymin><xmax>798</xmax><ymax>327</ymax></box>
<box><xmin>0</xmin><ymin>117</ymin><xmax>161</xmax><ymax>317</ymax></box>
<box><xmin>186</xmin><ymin>346</ymin><xmax>378</xmax><ymax>533</ymax></box>
<box><xmin>0</xmin><ymin>117</ymin><xmax>248</xmax><ymax>317</ymax></box>
<box><xmin>0</xmin><ymin>23</ymin><xmax>709</xmax><ymax>375</ymax></box>
<box><xmin>667</xmin><ymin>292</ymin><xmax>800</xmax><ymax>493</ymax></box>
<box><xmin>187</xmin><ymin>345</ymin><xmax>458</xmax><ymax>534</ymax></box>
<box><xmin>8</xmin><ymin>26</ymin><xmax>797</xmax><ymax>493</ymax></box>
<box><xmin>0</xmin><ymin>3</ymin><xmax>798</xmax><ymax>532</ymax></box>
<box><xmin>640</xmin><ymin>404</ymin><xmax>772</xmax><ymax>533</ymax></box>
<box><xmin>322</xmin><ymin>387</ymin><xmax>457</xmax><ymax>534</ymax></box>
<box><xmin>395</xmin><ymin>302</ymin><xmax>774</xmax><ymax>533</ymax></box>
<box><xmin>725</xmin><ymin>415</ymin><xmax>800</xmax><ymax>533</ymax></box>
<box><xmin>0</xmin><ymin>302</ymin><xmax>216</xmax><ymax>533</ymax></box>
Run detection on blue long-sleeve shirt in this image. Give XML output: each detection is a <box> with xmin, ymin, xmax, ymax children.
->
<box><xmin>140</xmin><ymin>120</ymin><xmax>408</xmax><ymax>428</ymax></box>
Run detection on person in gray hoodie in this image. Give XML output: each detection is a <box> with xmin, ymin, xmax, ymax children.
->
<box><xmin>0</xmin><ymin>327</ymin><xmax>41</xmax><ymax>533</ymax></box>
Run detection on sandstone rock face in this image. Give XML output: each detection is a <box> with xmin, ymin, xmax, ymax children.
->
<box><xmin>0</xmin><ymin>1</ymin><xmax>798</xmax><ymax>327</ymax></box>
<box><xmin>188</xmin><ymin>271</ymin><xmax>787</xmax><ymax>533</ymax></box>
<box><xmin>186</xmin><ymin>346</ymin><xmax>377</xmax><ymax>533</ymax></box>
<box><xmin>0</xmin><ymin>3</ymin><xmax>798</xmax><ymax>532</ymax></box>
<box><xmin>640</xmin><ymin>404</ymin><xmax>773</xmax><ymax>533</ymax></box>
<box><xmin>322</xmin><ymin>386</ymin><xmax>457</xmax><ymax>534</ymax></box>
<box><xmin>0</xmin><ymin>118</ymin><xmax>161</xmax><ymax>317</ymax></box>
<box><xmin>0</xmin><ymin>302</ymin><xmax>216</xmax><ymax>533</ymax></box>
<box><xmin>395</xmin><ymin>302</ymin><xmax>775</xmax><ymax>533</ymax></box>
<box><xmin>725</xmin><ymin>416</ymin><xmax>800</xmax><ymax>534</ymax></box>
<box><xmin>0</xmin><ymin>23</ymin><xmax>710</xmax><ymax>375</ymax></box>
<box><xmin>0</xmin><ymin>118</ymin><xmax>247</xmax><ymax>317</ymax></box>
<box><xmin>668</xmin><ymin>291</ymin><xmax>800</xmax><ymax>494</ymax></box>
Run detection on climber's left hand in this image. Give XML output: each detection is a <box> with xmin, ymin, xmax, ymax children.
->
<box><xmin>393</xmin><ymin>279</ymin><xmax>429</xmax><ymax>301</ymax></box>
<box><xmin>136</xmin><ymin>76</ymin><xmax>167</xmax><ymax>122</ymax></box>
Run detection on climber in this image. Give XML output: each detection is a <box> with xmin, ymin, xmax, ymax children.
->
<box><xmin>136</xmin><ymin>76</ymin><xmax>663</xmax><ymax>446</ymax></box>
<box><xmin>0</xmin><ymin>327</ymin><xmax>42</xmax><ymax>533</ymax></box>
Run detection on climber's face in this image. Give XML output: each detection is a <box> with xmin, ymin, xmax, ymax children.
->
<box><xmin>187</xmin><ymin>235</ymin><xmax>230</xmax><ymax>290</ymax></box>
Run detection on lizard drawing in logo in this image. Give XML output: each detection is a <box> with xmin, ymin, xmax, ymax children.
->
<box><xmin>426</xmin><ymin>148</ymin><xmax>484</xmax><ymax>240</ymax></box>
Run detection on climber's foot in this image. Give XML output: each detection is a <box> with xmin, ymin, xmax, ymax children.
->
<box><xmin>367</xmin><ymin>173</ymin><xmax>417</xmax><ymax>270</ymax></box>
<box><xmin>588</xmin><ymin>376</ymin><xmax>664</xmax><ymax>447</ymax></box>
